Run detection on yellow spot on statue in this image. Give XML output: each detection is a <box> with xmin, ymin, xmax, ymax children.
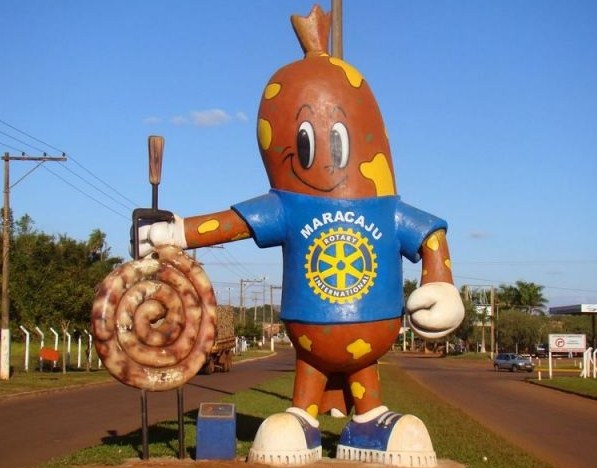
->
<box><xmin>329</xmin><ymin>57</ymin><xmax>363</xmax><ymax>88</ymax></box>
<box><xmin>258</xmin><ymin>118</ymin><xmax>272</xmax><ymax>150</ymax></box>
<box><xmin>264</xmin><ymin>83</ymin><xmax>281</xmax><ymax>100</ymax></box>
<box><xmin>298</xmin><ymin>335</ymin><xmax>312</xmax><ymax>351</ymax></box>
<box><xmin>307</xmin><ymin>404</ymin><xmax>319</xmax><ymax>418</ymax></box>
<box><xmin>360</xmin><ymin>153</ymin><xmax>396</xmax><ymax>196</ymax></box>
<box><xmin>346</xmin><ymin>339</ymin><xmax>372</xmax><ymax>360</ymax></box>
<box><xmin>422</xmin><ymin>269</ymin><xmax>428</xmax><ymax>276</ymax></box>
<box><xmin>426</xmin><ymin>234</ymin><xmax>440</xmax><ymax>251</ymax></box>
<box><xmin>350</xmin><ymin>381</ymin><xmax>366</xmax><ymax>399</ymax></box>
<box><xmin>444</xmin><ymin>258</ymin><xmax>452</xmax><ymax>269</ymax></box>
<box><xmin>197</xmin><ymin>219</ymin><xmax>219</xmax><ymax>234</ymax></box>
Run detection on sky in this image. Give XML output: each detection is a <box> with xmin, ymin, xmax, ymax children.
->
<box><xmin>1</xmin><ymin>0</ymin><xmax>596</xmax><ymax>309</ymax></box>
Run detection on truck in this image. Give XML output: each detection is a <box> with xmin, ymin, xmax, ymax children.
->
<box><xmin>201</xmin><ymin>305</ymin><xmax>236</xmax><ymax>374</ymax></box>
<box><xmin>532</xmin><ymin>343</ymin><xmax>548</xmax><ymax>358</ymax></box>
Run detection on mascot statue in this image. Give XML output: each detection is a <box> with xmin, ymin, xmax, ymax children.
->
<box><xmin>135</xmin><ymin>4</ymin><xmax>464</xmax><ymax>467</ymax></box>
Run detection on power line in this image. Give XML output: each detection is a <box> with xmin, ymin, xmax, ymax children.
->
<box><xmin>0</xmin><ymin>129</ymin><xmax>47</xmax><ymax>154</ymax></box>
<box><xmin>41</xmin><ymin>164</ymin><xmax>129</xmax><ymax>220</ymax></box>
<box><xmin>62</xmin><ymin>155</ymin><xmax>138</xmax><ymax>208</ymax></box>
<box><xmin>0</xmin><ymin>119</ymin><xmax>66</xmax><ymax>154</ymax></box>
<box><xmin>0</xmin><ymin>140</ymin><xmax>25</xmax><ymax>154</ymax></box>
<box><xmin>56</xmin><ymin>161</ymin><xmax>135</xmax><ymax>211</ymax></box>
<box><xmin>0</xmin><ymin>119</ymin><xmax>140</xmax><ymax>216</ymax></box>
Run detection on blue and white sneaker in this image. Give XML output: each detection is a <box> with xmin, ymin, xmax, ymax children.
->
<box><xmin>336</xmin><ymin>406</ymin><xmax>437</xmax><ymax>466</ymax></box>
<box><xmin>248</xmin><ymin>407</ymin><xmax>322</xmax><ymax>465</ymax></box>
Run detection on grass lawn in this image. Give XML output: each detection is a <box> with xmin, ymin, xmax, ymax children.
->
<box><xmin>530</xmin><ymin>376</ymin><xmax>597</xmax><ymax>398</ymax></box>
<box><xmin>0</xmin><ymin>344</ymin><xmax>273</xmax><ymax>398</ymax></box>
<box><xmin>448</xmin><ymin>352</ymin><xmax>597</xmax><ymax>399</ymax></box>
<box><xmin>40</xmin><ymin>355</ymin><xmax>550</xmax><ymax>468</ymax></box>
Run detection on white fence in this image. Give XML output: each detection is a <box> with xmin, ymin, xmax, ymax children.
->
<box><xmin>16</xmin><ymin>325</ymin><xmax>100</xmax><ymax>372</ymax></box>
<box><xmin>580</xmin><ymin>347</ymin><xmax>596</xmax><ymax>378</ymax></box>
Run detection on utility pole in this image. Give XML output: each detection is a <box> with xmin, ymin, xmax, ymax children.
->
<box><xmin>463</xmin><ymin>284</ymin><xmax>496</xmax><ymax>355</ymax></box>
<box><xmin>1</xmin><ymin>152</ymin><xmax>67</xmax><ymax>380</ymax></box>
<box><xmin>490</xmin><ymin>286</ymin><xmax>496</xmax><ymax>357</ymax></box>
<box><xmin>269</xmin><ymin>285</ymin><xmax>281</xmax><ymax>342</ymax></box>
<box><xmin>239</xmin><ymin>277</ymin><xmax>265</xmax><ymax>326</ymax></box>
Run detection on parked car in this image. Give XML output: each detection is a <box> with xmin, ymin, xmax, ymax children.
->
<box><xmin>493</xmin><ymin>353</ymin><xmax>535</xmax><ymax>372</ymax></box>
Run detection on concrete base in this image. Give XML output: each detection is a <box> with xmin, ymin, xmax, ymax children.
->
<box><xmin>114</xmin><ymin>456</ymin><xmax>465</xmax><ymax>467</ymax></box>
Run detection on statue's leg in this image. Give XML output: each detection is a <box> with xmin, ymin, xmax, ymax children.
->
<box><xmin>346</xmin><ymin>361</ymin><xmax>383</xmax><ymax>415</ymax></box>
<box><xmin>247</xmin><ymin>353</ymin><xmax>324</xmax><ymax>465</ymax></box>
<box><xmin>336</xmin><ymin>325</ymin><xmax>437</xmax><ymax>467</ymax></box>
<box><xmin>292</xmin><ymin>356</ymin><xmax>328</xmax><ymax>418</ymax></box>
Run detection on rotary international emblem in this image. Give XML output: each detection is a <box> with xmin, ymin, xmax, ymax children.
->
<box><xmin>305</xmin><ymin>227</ymin><xmax>377</xmax><ymax>304</ymax></box>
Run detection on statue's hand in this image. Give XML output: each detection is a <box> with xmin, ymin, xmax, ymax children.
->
<box><xmin>134</xmin><ymin>214</ymin><xmax>187</xmax><ymax>258</ymax></box>
<box><xmin>406</xmin><ymin>282</ymin><xmax>464</xmax><ymax>339</ymax></box>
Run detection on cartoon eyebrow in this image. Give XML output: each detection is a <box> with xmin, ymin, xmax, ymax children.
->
<box><xmin>332</xmin><ymin>106</ymin><xmax>347</xmax><ymax>118</ymax></box>
<box><xmin>296</xmin><ymin>104</ymin><xmax>314</xmax><ymax>120</ymax></box>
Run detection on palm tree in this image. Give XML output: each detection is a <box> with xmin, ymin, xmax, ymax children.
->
<box><xmin>497</xmin><ymin>283</ymin><xmax>519</xmax><ymax>309</ymax></box>
<box><xmin>497</xmin><ymin>281</ymin><xmax>546</xmax><ymax>314</ymax></box>
<box><xmin>515</xmin><ymin>280</ymin><xmax>547</xmax><ymax>314</ymax></box>
<box><xmin>87</xmin><ymin>229</ymin><xmax>107</xmax><ymax>262</ymax></box>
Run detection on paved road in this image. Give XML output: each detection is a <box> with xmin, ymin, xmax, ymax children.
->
<box><xmin>0</xmin><ymin>349</ymin><xmax>296</xmax><ymax>468</ymax></box>
<box><xmin>391</xmin><ymin>354</ymin><xmax>597</xmax><ymax>468</ymax></box>
<box><xmin>2</xmin><ymin>350</ymin><xmax>596</xmax><ymax>468</ymax></box>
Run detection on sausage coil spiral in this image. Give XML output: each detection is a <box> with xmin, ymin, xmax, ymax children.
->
<box><xmin>91</xmin><ymin>245</ymin><xmax>216</xmax><ymax>391</ymax></box>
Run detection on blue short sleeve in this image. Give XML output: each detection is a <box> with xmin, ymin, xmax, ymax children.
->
<box><xmin>232</xmin><ymin>193</ymin><xmax>286</xmax><ymax>248</ymax></box>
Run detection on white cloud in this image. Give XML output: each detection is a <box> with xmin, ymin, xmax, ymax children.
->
<box><xmin>147</xmin><ymin>110</ymin><xmax>249</xmax><ymax>127</ymax></box>
<box><xmin>190</xmin><ymin>109</ymin><xmax>231</xmax><ymax>127</ymax></box>
<box><xmin>236</xmin><ymin>111</ymin><xmax>249</xmax><ymax>122</ymax></box>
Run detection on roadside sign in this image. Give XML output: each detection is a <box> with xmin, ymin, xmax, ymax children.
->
<box><xmin>548</xmin><ymin>334</ymin><xmax>586</xmax><ymax>353</ymax></box>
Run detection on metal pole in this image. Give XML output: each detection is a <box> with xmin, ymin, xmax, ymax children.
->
<box><xmin>240</xmin><ymin>280</ymin><xmax>244</xmax><ymax>325</ymax></box>
<box><xmin>141</xmin><ymin>389</ymin><xmax>149</xmax><ymax>459</ymax></box>
<box><xmin>490</xmin><ymin>287</ymin><xmax>495</xmax><ymax>359</ymax></box>
<box><xmin>177</xmin><ymin>387</ymin><xmax>185</xmax><ymax>459</ymax></box>
<box><xmin>0</xmin><ymin>154</ymin><xmax>10</xmax><ymax>380</ymax></box>
<box><xmin>270</xmin><ymin>286</ymin><xmax>274</xmax><ymax>349</ymax></box>
<box><xmin>19</xmin><ymin>326</ymin><xmax>29</xmax><ymax>372</ymax></box>
<box><xmin>331</xmin><ymin>0</ymin><xmax>343</xmax><ymax>59</ymax></box>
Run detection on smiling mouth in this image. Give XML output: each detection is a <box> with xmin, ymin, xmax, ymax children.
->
<box><xmin>285</xmin><ymin>153</ymin><xmax>347</xmax><ymax>193</ymax></box>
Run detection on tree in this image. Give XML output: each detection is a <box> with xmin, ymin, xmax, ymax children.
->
<box><xmin>403</xmin><ymin>279</ymin><xmax>418</xmax><ymax>301</ymax></box>
<box><xmin>4</xmin><ymin>216</ymin><xmax>123</xmax><ymax>336</ymax></box>
<box><xmin>497</xmin><ymin>309</ymin><xmax>545</xmax><ymax>353</ymax></box>
<box><xmin>515</xmin><ymin>280</ymin><xmax>547</xmax><ymax>314</ymax></box>
<box><xmin>87</xmin><ymin>228</ymin><xmax>108</xmax><ymax>262</ymax></box>
<box><xmin>454</xmin><ymin>291</ymin><xmax>477</xmax><ymax>351</ymax></box>
<box><xmin>497</xmin><ymin>284</ymin><xmax>519</xmax><ymax>309</ymax></box>
<box><xmin>497</xmin><ymin>281</ymin><xmax>546</xmax><ymax>314</ymax></box>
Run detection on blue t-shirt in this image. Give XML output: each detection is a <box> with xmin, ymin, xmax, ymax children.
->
<box><xmin>232</xmin><ymin>190</ymin><xmax>446</xmax><ymax>324</ymax></box>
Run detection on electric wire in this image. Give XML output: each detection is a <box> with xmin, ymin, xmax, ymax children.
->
<box><xmin>0</xmin><ymin>140</ymin><xmax>25</xmax><ymax>153</ymax></box>
<box><xmin>0</xmin><ymin>119</ymin><xmax>139</xmax><ymax>217</ymax></box>
<box><xmin>1</xmin><ymin>121</ymin><xmax>595</xmax><ymax>302</ymax></box>
<box><xmin>40</xmin><ymin>164</ymin><xmax>129</xmax><ymax>220</ymax></box>
<box><xmin>0</xmin><ymin>119</ymin><xmax>64</xmax><ymax>154</ymax></box>
<box><xmin>57</xmin><ymin>161</ymin><xmax>135</xmax><ymax>211</ymax></box>
<box><xmin>0</xmin><ymin>129</ymin><xmax>47</xmax><ymax>154</ymax></box>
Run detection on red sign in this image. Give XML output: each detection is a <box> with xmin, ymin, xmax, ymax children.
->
<box><xmin>40</xmin><ymin>347</ymin><xmax>60</xmax><ymax>361</ymax></box>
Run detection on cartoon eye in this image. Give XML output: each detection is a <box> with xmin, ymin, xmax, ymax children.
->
<box><xmin>330</xmin><ymin>122</ymin><xmax>349</xmax><ymax>168</ymax></box>
<box><xmin>297</xmin><ymin>121</ymin><xmax>315</xmax><ymax>169</ymax></box>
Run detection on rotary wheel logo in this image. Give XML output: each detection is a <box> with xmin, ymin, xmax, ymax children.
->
<box><xmin>305</xmin><ymin>227</ymin><xmax>377</xmax><ymax>304</ymax></box>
